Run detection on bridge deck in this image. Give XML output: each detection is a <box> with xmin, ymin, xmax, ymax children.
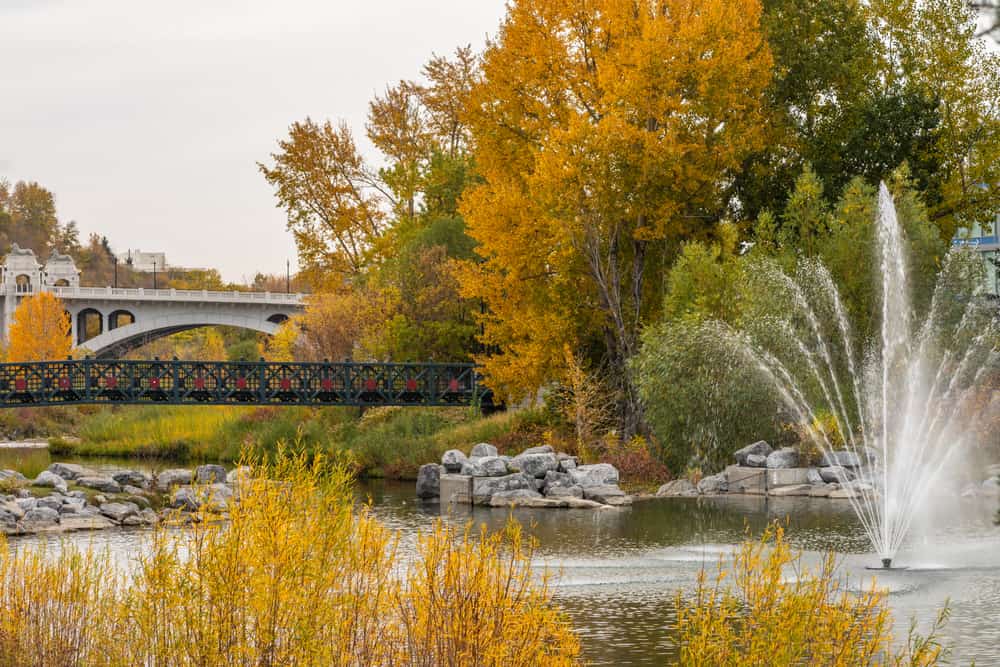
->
<box><xmin>0</xmin><ymin>360</ymin><xmax>493</xmax><ymax>409</ymax></box>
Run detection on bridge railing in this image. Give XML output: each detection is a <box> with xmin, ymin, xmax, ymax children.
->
<box><xmin>36</xmin><ymin>285</ymin><xmax>306</xmax><ymax>304</ymax></box>
<box><xmin>0</xmin><ymin>359</ymin><xmax>494</xmax><ymax>409</ymax></box>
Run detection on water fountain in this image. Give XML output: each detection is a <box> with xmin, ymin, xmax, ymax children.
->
<box><xmin>735</xmin><ymin>183</ymin><xmax>999</xmax><ymax>569</ymax></box>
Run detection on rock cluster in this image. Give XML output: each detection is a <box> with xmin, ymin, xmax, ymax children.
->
<box><xmin>656</xmin><ymin>440</ymin><xmax>878</xmax><ymax>499</ymax></box>
<box><xmin>0</xmin><ymin>462</ymin><xmax>244</xmax><ymax>535</ymax></box>
<box><xmin>416</xmin><ymin>443</ymin><xmax>631</xmax><ymax>508</ymax></box>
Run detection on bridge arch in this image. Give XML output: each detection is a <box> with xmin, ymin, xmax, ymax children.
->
<box><xmin>267</xmin><ymin>313</ymin><xmax>289</xmax><ymax>325</ymax></box>
<box><xmin>108</xmin><ymin>309</ymin><xmax>135</xmax><ymax>330</ymax></box>
<box><xmin>77</xmin><ymin>308</ymin><xmax>103</xmax><ymax>345</ymax></box>
<box><xmin>84</xmin><ymin>311</ymin><xmax>282</xmax><ymax>358</ymax></box>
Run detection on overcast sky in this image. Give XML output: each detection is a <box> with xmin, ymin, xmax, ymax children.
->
<box><xmin>0</xmin><ymin>0</ymin><xmax>506</xmax><ymax>282</ymax></box>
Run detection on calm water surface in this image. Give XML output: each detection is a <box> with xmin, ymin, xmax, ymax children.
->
<box><xmin>4</xmin><ymin>447</ymin><xmax>999</xmax><ymax>665</ymax></box>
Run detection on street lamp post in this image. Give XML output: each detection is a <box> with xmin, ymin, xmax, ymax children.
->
<box><xmin>153</xmin><ymin>260</ymin><xmax>157</xmax><ymax>290</ymax></box>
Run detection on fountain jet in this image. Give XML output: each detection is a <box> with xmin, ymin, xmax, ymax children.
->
<box><xmin>730</xmin><ymin>183</ymin><xmax>998</xmax><ymax>568</ymax></box>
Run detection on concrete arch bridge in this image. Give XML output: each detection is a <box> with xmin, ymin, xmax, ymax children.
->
<box><xmin>0</xmin><ymin>245</ymin><xmax>304</xmax><ymax>357</ymax></box>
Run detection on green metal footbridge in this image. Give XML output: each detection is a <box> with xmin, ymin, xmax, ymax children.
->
<box><xmin>0</xmin><ymin>359</ymin><xmax>495</xmax><ymax>409</ymax></box>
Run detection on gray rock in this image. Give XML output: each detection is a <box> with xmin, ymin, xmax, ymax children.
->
<box><xmin>202</xmin><ymin>484</ymin><xmax>234</xmax><ymax>511</ymax></box>
<box><xmin>819</xmin><ymin>450</ymin><xmax>862</xmax><ymax>468</ymax></box>
<box><xmin>806</xmin><ymin>468</ymin><xmax>824</xmax><ymax>485</ymax></box>
<box><xmin>765</xmin><ymin>447</ymin><xmax>799</xmax><ymax>469</ymax></box>
<box><xmin>92</xmin><ymin>494</ymin><xmax>108</xmax><ymax>506</ymax></box>
<box><xmin>47</xmin><ymin>462</ymin><xmax>92</xmax><ymax>481</ymax></box>
<box><xmin>542</xmin><ymin>470</ymin><xmax>575</xmax><ymax>491</ymax></box>
<box><xmin>59</xmin><ymin>499</ymin><xmax>85</xmax><ymax>515</ymax></box>
<box><xmin>533</xmin><ymin>478</ymin><xmax>546</xmax><ymax>491</ymax></box>
<box><xmin>568</xmin><ymin>463</ymin><xmax>620</xmax><ymax>488</ymax></box>
<box><xmin>156</xmin><ymin>469</ymin><xmax>192</xmax><ymax>492</ymax></box>
<box><xmin>460</xmin><ymin>460</ymin><xmax>486</xmax><ymax>477</ymax></box>
<box><xmin>477</xmin><ymin>456</ymin><xmax>509</xmax><ymax>477</ymax></box>
<box><xmin>511</xmin><ymin>452</ymin><xmax>560</xmax><ymax>479</ymax></box>
<box><xmin>1</xmin><ymin>500</ymin><xmax>25</xmax><ymax>520</ymax></box>
<box><xmin>767</xmin><ymin>484</ymin><xmax>814</xmax><ymax>497</ymax></box>
<box><xmin>697</xmin><ymin>473</ymin><xmax>728</xmax><ymax>495</ymax></box>
<box><xmin>582</xmin><ymin>484</ymin><xmax>627</xmax><ymax>503</ymax></box>
<box><xmin>415</xmin><ymin>463</ymin><xmax>441</xmax><ymax>499</ymax></box>
<box><xmin>557</xmin><ymin>456</ymin><xmax>578</xmax><ymax>472</ymax></box>
<box><xmin>112</xmin><ymin>470</ymin><xmax>151</xmax><ymax>488</ymax></box>
<box><xmin>76</xmin><ymin>476</ymin><xmax>122</xmax><ymax>494</ymax></box>
<box><xmin>472</xmin><ymin>472</ymin><xmax>534</xmax><ymax>505</ymax></box>
<box><xmin>735</xmin><ymin>440</ymin><xmax>772</xmax><ymax>465</ymax></box>
<box><xmin>0</xmin><ymin>511</ymin><xmax>16</xmax><ymax>532</ymax></box>
<box><xmin>470</xmin><ymin>442</ymin><xmax>498</xmax><ymax>458</ymax></box>
<box><xmin>227</xmin><ymin>466</ymin><xmax>252</xmax><ymax>485</ymax></box>
<box><xmin>33</xmin><ymin>470</ymin><xmax>68</xmax><ymax>493</ymax></box>
<box><xmin>519</xmin><ymin>445</ymin><xmax>554</xmax><ymax>456</ymax></box>
<box><xmin>441</xmin><ymin>449</ymin><xmax>468</xmax><ymax>473</ymax></box>
<box><xmin>122</xmin><ymin>485</ymin><xmax>147</xmax><ymax>496</ymax></box>
<box><xmin>36</xmin><ymin>495</ymin><xmax>64</xmax><ymax>512</ymax></box>
<box><xmin>487</xmin><ymin>488</ymin><xmax>544</xmax><ymax>506</ymax></box>
<box><xmin>195</xmin><ymin>464</ymin><xmax>227</xmax><ymax>484</ymax></box>
<box><xmin>545</xmin><ymin>484</ymin><xmax>583</xmax><ymax>498</ymax></box>
<box><xmin>656</xmin><ymin>479</ymin><xmax>698</xmax><ymax>497</ymax></box>
<box><xmin>0</xmin><ymin>469</ymin><xmax>28</xmax><ymax>483</ymax></box>
<box><xmin>745</xmin><ymin>453</ymin><xmax>768</xmax><ymax>467</ymax></box>
<box><xmin>171</xmin><ymin>487</ymin><xmax>200</xmax><ymax>511</ymax></box>
<box><xmin>100</xmin><ymin>502</ymin><xmax>140</xmax><ymax>523</ymax></box>
<box><xmin>139</xmin><ymin>508</ymin><xmax>158</xmax><ymax>525</ymax></box>
<box><xmin>819</xmin><ymin>466</ymin><xmax>853</xmax><ymax>483</ymax></box>
<box><xmin>124</xmin><ymin>494</ymin><xmax>151</xmax><ymax>509</ymax></box>
<box><xmin>21</xmin><ymin>507</ymin><xmax>60</xmax><ymax>529</ymax></box>
<box><xmin>15</xmin><ymin>497</ymin><xmax>37</xmax><ymax>512</ymax></box>
<box><xmin>122</xmin><ymin>515</ymin><xmax>145</xmax><ymax>527</ymax></box>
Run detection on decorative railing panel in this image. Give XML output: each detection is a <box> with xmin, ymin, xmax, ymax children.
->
<box><xmin>0</xmin><ymin>360</ymin><xmax>494</xmax><ymax>408</ymax></box>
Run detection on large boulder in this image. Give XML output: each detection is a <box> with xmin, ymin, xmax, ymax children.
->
<box><xmin>545</xmin><ymin>484</ymin><xmax>583</xmax><ymax>499</ymax></box>
<box><xmin>227</xmin><ymin>466</ymin><xmax>252</xmax><ymax>485</ymax></box>
<box><xmin>441</xmin><ymin>449</ymin><xmax>468</xmax><ymax>473</ymax></box>
<box><xmin>33</xmin><ymin>470</ymin><xmax>68</xmax><ymax>493</ymax></box>
<box><xmin>765</xmin><ymin>447</ymin><xmax>799</xmax><ymax>469</ymax></box>
<box><xmin>488</xmin><ymin>488</ymin><xmax>545</xmax><ymax>506</ymax></box>
<box><xmin>100</xmin><ymin>501</ymin><xmax>140</xmax><ymax>523</ymax></box>
<box><xmin>21</xmin><ymin>507</ymin><xmax>60</xmax><ymax>530</ymax></box>
<box><xmin>156</xmin><ymin>469</ymin><xmax>192</xmax><ymax>492</ymax></box>
<box><xmin>460</xmin><ymin>460</ymin><xmax>486</xmax><ymax>477</ymax></box>
<box><xmin>415</xmin><ymin>464</ymin><xmax>441</xmax><ymax>499</ymax></box>
<box><xmin>542</xmin><ymin>470</ymin><xmax>575</xmax><ymax>492</ymax></box>
<box><xmin>202</xmin><ymin>484</ymin><xmax>234</xmax><ymax>511</ymax></box>
<box><xmin>656</xmin><ymin>479</ymin><xmax>698</xmax><ymax>497</ymax></box>
<box><xmin>568</xmin><ymin>463</ymin><xmax>620</xmax><ymax>488</ymax></box>
<box><xmin>806</xmin><ymin>468</ymin><xmax>824</xmax><ymax>485</ymax></box>
<box><xmin>819</xmin><ymin>466</ymin><xmax>853</xmax><ymax>483</ymax></box>
<box><xmin>47</xmin><ymin>462</ymin><xmax>92</xmax><ymax>481</ymax></box>
<box><xmin>519</xmin><ymin>445</ymin><xmax>554</xmax><ymax>456</ymax></box>
<box><xmin>557</xmin><ymin>454</ymin><xmax>578</xmax><ymax>472</ymax></box>
<box><xmin>195</xmin><ymin>465</ymin><xmax>227</xmax><ymax>484</ymax></box>
<box><xmin>112</xmin><ymin>470</ymin><xmax>152</xmax><ymax>489</ymax></box>
<box><xmin>170</xmin><ymin>487</ymin><xmax>201</xmax><ymax>511</ymax></box>
<box><xmin>470</xmin><ymin>443</ymin><xmax>498</xmax><ymax>459</ymax></box>
<box><xmin>745</xmin><ymin>454</ymin><xmax>768</xmax><ymax>468</ymax></box>
<box><xmin>735</xmin><ymin>441</ymin><xmax>772</xmax><ymax>466</ymax></box>
<box><xmin>477</xmin><ymin>456</ymin><xmax>509</xmax><ymax>477</ymax></box>
<box><xmin>697</xmin><ymin>473</ymin><xmax>728</xmax><ymax>495</ymax></box>
<box><xmin>0</xmin><ymin>500</ymin><xmax>25</xmax><ymax>520</ymax></box>
<box><xmin>76</xmin><ymin>476</ymin><xmax>122</xmax><ymax>494</ymax></box>
<box><xmin>472</xmin><ymin>473</ymin><xmax>534</xmax><ymax>505</ymax></box>
<box><xmin>36</xmin><ymin>495</ymin><xmax>64</xmax><ymax>512</ymax></box>
<box><xmin>511</xmin><ymin>452</ymin><xmax>559</xmax><ymax>479</ymax></box>
<box><xmin>819</xmin><ymin>450</ymin><xmax>862</xmax><ymax>469</ymax></box>
<box><xmin>583</xmin><ymin>485</ymin><xmax>631</xmax><ymax>505</ymax></box>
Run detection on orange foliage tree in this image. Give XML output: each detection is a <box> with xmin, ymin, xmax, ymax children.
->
<box><xmin>5</xmin><ymin>291</ymin><xmax>72</xmax><ymax>362</ymax></box>
<box><xmin>458</xmin><ymin>0</ymin><xmax>773</xmax><ymax>436</ymax></box>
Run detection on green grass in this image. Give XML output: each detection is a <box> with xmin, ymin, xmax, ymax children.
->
<box><xmin>48</xmin><ymin>404</ymin><xmax>557</xmax><ymax>479</ymax></box>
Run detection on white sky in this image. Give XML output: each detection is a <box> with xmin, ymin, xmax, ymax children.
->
<box><xmin>0</xmin><ymin>0</ymin><xmax>506</xmax><ymax>283</ymax></box>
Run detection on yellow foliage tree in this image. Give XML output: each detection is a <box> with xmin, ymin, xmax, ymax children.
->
<box><xmin>5</xmin><ymin>291</ymin><xmax>72</xmax><ymax>362</ymax></box>
<box><xmin>459</xmin><ymin>0</ymin><xmax>773</xmax><ymax>436</ymax></box>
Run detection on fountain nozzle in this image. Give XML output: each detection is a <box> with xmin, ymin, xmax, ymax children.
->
<box><xmin>881</xmin><ymin>557</ymin><xmax>892</xmax><ymax>569</ymax></box>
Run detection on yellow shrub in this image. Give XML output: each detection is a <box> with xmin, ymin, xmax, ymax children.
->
<box><xmin>675</xmin><ymin>524</ymin><xmax>949</xmax><ymax>666</ymax></box>
<box><xmin>0</xmin><ymin>451</ymin><xmax>581</xmax><ymax>666</ymax></box>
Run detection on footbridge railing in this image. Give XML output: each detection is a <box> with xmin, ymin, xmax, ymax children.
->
<box><xmin>0</xmin><ymin>359</ymin><xmax>495</xmax><ymax>409</ymax></box>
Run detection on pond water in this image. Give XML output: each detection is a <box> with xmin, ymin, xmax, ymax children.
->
<box><xmin>4</xmin><ymin>447</ymin><xmax>1000</xmax><ymax>665</ymax></box>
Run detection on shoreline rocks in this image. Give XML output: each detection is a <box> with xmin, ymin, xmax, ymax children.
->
<box><xmin>418</xmin><ymin>444</ymin><xmax>631</xmax><ymax>509</ymax></box>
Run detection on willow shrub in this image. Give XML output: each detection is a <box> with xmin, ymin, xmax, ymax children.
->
<box><xmin>675</xmin><ymin>524</ymin><xmax>950</xmax><ymax>666</ymax></box>
<box><xmin>0</xmin><ymin>451</ymin><xmax>580</xmax><ymax>666</ymax></box>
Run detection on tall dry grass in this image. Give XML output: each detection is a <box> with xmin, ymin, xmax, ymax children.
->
<box><xmin>0</xmin><ymin>451</ymin><xmax>581</xmax><ymax>666</ymax></box>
